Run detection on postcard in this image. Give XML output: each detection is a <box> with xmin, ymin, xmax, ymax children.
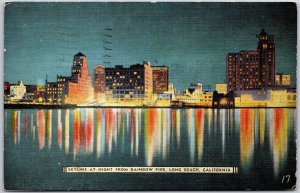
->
<box><xmin>3</xmin><ymin>2</ymin><xmax>297</xmax><ymax>191</ymax></box>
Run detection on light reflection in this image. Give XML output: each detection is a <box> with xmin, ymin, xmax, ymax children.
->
<box><xmin>57</xmin><ymin>110</ymin><xmax>62</xmax><ymax>149</ymax></box>
<box><xmin>13</xmin><ymin>111</ymin><xmax>18</xmax><ymax>144</ymax></box>
<box><xmin>195</xmin><ymin>109</ymin><xmax>204</xmax><ymax>162</ymax></box>
<box><xmin>135</xmin><ymin>109</ymin><xmax>140</xmax><ymax>156</ymax></box>
<box><xmin>254</xmin><ymin>109</ymin><xmax>259</xmax><ymax>145</ymax></box>
<box><xmin>271</xmin><ymin>108</ymin><xmax>289</xmax><ymax>177</ymax></box>
<box><xmin>228</xmin><ymin>109</ymin><xmax>234</xmax><ymax>135</ymax></box>
<box><xmin>175</xmin><ymin>109</ymin><xmax>181</xmax><ymax>145</ymax></box>
<box><xmin>145</xmin><ymin>108</ymin><xmax>155</xmax><ymax>166</ymax></box>
<box><xmin>240</xmin><ymin>109</ymin><xmax>254</xmax><ymax>171</ymax></box>
<box><xmin>31</xmin><ymin>113</ymin><xmax>35</xmax><ymax>141</ymax></box>
<box><xmin>37</xmin><ymin>110</ymin><xmax>45</xmax><ymax>149</ymax></box>
<box><xmin>130</xmin><ymin>109</ymin><xmax>135</xmax><ymax>156</ymax></box>
<box><xmin>46</xmin><ymin>110</ymin><xmax>52</xmax><ymax>149</ymax></box>
<box><xmin>105</xmin><ymin>109</ymin><xmax>114</xmax><ymax>154</ymax></box>
<box><xmin>96</xmin><ymin>109</ymin><xmax>102</xmax><ymax>159</ymax></box>
<box><xmin>86</xmin><ymin>109</ymin><xmax>94</xmax><ymax>154</ymax></box>
<box><xmin>17</xmin><ymin>111</ymin><xmax>20</xmax><ymax>144</ymax></box>
<box><xmin>6</xmin><ymin>107</ymin><xmax>295</xmax><ymax>177</ymax></box>
<box><xmin>162</xmin><ymin>109</ymin><xmax>167</xmax><ymax>160</ymax></box>
<box><xmin>213</xmin><ymin>109</ymin><xmax>217</xmax><ymax>134</ymax></box>
<box><xmin>64</xmin><ymin>109</ymin><xmax>69</xmax><ymax>154</ymax></box>
<box><xmin>259</xmin><ymin>109</ymin><xmax>265</xmax><ymax>145</ymax></box>
<box><xmin>24</xmin><ymin>113</ymin><xmax>28</xmax><ymax>139</ymax></box>
<box><xmin>73</xmin><ymin>109</ymin><xmax>80</xmax><ymax>158</ymax></box>
<box><xmin>187</xmin><ymin>109</ymin><xmax>195</xmax><ymax>164</ymax></box>
<box><xmin>207</xmin><ymin>109</ymin><xmax>212</xmax><ymax>137</ymax></box>
<box><xmin>220</xmin><ymin>109</ymin><xmax>225</xmax><ymax>157</ymax></box>
<box><xmin>118</xmin><ymin>109</ymin><xmax>125</xmax><ymax>153</ymax></box>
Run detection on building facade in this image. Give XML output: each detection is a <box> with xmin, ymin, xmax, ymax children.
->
<box><xmin>10</xmin><ymin>81</ymin><xmax>26</xmax><ymax>101</ymax></box>
<box><xmin>177</xmin><ymin>83</ymin><xmax>213</xmax><ymax>107</ymax></box>
<box><xmin>234</xmin><ymin>88</ymin><xmax>296</xmax><ymax>107</ymax></box>
<box><xmin>105</xmin><ymin>61</ymin><xmax>153</xmax><ymax>101</ymax></box>
<box><xmin>45</xmin><ymin>81</ymin><xmax>59</xmax><ymax>103</ymax></box>
<box><xmin>94</xmin><ymin>65</ymin><xmax>106</xmax><ymax>100</ymax></box>
<box><xmin>152</xmin><ymin>66</ymin><xmax>168</xmax><ymax>94</ymax></box>
<box><xmin>226</xmin><ymin>29</ymin><xmax>276</xmax><ymax>92</ymax></box>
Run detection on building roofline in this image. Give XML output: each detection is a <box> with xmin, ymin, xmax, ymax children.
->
<box><xmin>94</xmin><ymin>64</ymin><xmax>105</xmax><ymax>69</ymax></box>
<box><xmin>151</xmin><ymin>65</ymin><xmax>169</xmax><ymax>68</ymax></box>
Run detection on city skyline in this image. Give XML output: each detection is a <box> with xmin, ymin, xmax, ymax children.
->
<box><xmin>4</xmin><ymin>2</ymin><xmax>297</xmax><ymax>92</ymax></box>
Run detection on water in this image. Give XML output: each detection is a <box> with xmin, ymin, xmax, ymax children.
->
<box><xmin>4</xmin><ymin>108</ymin><xmax>296</xmax><ymax>190</ymax></box>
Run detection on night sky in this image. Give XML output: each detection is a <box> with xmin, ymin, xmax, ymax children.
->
<box><xmin>4</xmin><ymin>2</ymin><xmax>297</xmax><ymax>92</ymax></box>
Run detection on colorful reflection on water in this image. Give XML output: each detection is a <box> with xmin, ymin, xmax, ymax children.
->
<box><xmin>5</xmin><ymin>108</ymin><xmax>295</xmax><ymax>181</ymax></box>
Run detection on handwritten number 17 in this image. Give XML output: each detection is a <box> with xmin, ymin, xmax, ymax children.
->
<box><xmin>282</xmin><ymin>175</ymin><xmax>290</xmax><ymax>184</ymax></box>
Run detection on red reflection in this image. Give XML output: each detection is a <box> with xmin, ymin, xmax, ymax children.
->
<box><xmin>272</xmin><ymin>108</ymin><xmax>288</xmax><ymax>177</ymax></box>
<box><xmin>171</xmin><ymin>109</ymin><xmax>175</xmax><ymax>130</ymax></box>
<box><xmin>80</xmin><ymin>121</ymin><xmax>85</xmax><ymax>146</ymax></box>
<box><xmin>145</xmin><ymin>108</ymin><xmax>156</xmax><ymax>166</ymax></box>
<box><xmin>37</xmin><ymin>110</ymin><xmax>45</xmax><ymax>149</ymax></box>
<box><xmin>13</xmin><ymin>111</ymin><xmax>18</xmax><ymax>144</ymax></box>
<box><xmin>73</xmin><ymin>109</ymin><xmax>80</xmax><ymax>155</ymax></box>
<box><xmin>86</xmin><ymin>109</ymin><xmax>94</xmax><ymax>154</ymax></box>
<box><xmin>195</xmin><ymin>109</ymin><xmax>204</xmax><ymax>161</ymax></box>
<box><xmin>240</xmin><ymin>109</ymin><xmax>254</xmax><ymax>169</ymax></box>
<box><xmin>105</xmin><ymin>109</ymin><xmax>113</xmax><ymax>145</ymax></box>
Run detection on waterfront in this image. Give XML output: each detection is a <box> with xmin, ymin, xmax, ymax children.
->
<box><xmin>4</xmin><ymin>108</ymin><xmax>296</xmax><ymax>190</ymax></box>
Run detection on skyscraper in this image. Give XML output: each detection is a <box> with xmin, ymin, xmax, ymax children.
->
<box><xmin>152</xmin><ymin>66</ymin><xmax>169</xmax><ymax>94</ymax></box>
<box><xmin>226</xmin><ymin>29</ymin><xmax>276</xmax><ymax>92</ymax></box>
<box><xmin>256</xmin><ymin>29</ymin><xmax>276</xmax><ymax>87</ymax></box>
<box><xmin>45</xmin><ymin>52</ymin><xmax>93</xmax><ymax>104</ymax></box>
<box><xmin>94</xmin><ymin>65</ymin><xmax>106</xmax><ymax>100</ymax></box>
<box><xmin>66</xmin><ymin>52</ymin><xmax>93</xmax><ymax>104</ymax></box>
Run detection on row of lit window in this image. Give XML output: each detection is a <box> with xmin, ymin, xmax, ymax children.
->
<box><xmin>72</xmin><ymin>69</ymin><xmax>80</xmax><ymax>73</ymax></box>
<box><xmin>48</xmin><ymin>91</ymin><xmax>62</xmax><ymax>94</ymax></box>
<box><xmin>112</xmin><ymin>91</ymin><xmax>145</xmax><ymax>94</ymax></box>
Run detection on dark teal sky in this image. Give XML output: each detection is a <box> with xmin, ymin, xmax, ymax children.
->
<box><xmin>4</xmin><ymin>2</ymin><xmax>297</xmax><ymax>92</ymax></box>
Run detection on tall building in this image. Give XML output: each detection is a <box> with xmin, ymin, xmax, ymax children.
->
<box><xmin>94</xmin><ymin>65</ymin><xmax>106</xmax><ymax>100</ymax></box>
<box><xmin>46</xmin><ymin>52</ymin><xmax>93</xmax><ymax>104</ymax></box>
<box><xmin>105</xmin><ymin>62</ymin><xmax>152</xmax><ymax>100</ymax></box>
<box><xmin>144</xmin><ymin>61</ymin><xmax>153</xmax><ymax>100</ymax></box>
<box><xmin>152</xmin><ymin>66</ymin><xmax>168</xmax><ymax>94</ymax></box>
<box><xmin>66</xmin><ymin>52</ymin><xmax>93</xmax><ymax>104</ymax></box>
<box><xmin>226</xmin><ymin>29</ymin><xmax>276</xmax><ymax>92</ymax></box>
<box><xmin>256</xmin><ymin>29</ymin><xmax>276</xmax><ymax>87</ymax></box>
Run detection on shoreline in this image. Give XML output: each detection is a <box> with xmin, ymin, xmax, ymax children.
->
<box><xmin>4</xmin><ymin>103</ymin><xmax>296</xmax><ymax>109</ymax></box>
